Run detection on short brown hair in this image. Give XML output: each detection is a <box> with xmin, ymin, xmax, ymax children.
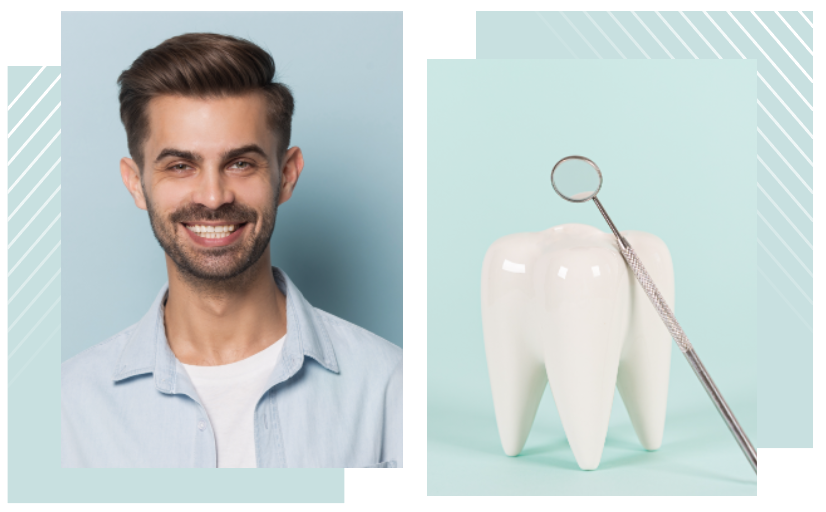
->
<box><xmin>117</xmin><ymin>33</ymin><xmax>294</xmax><ymax>170</ymax></box>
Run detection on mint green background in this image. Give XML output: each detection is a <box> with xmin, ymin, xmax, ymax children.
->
<box><xmin>476</xmin><ymin>10</ymin><xmax>814</xmax><ymax>450</ymax></box>
<box><xmin>427</xmin><ymin>60</ymin><xmax>757</xmax><ymax>495</ymax></box>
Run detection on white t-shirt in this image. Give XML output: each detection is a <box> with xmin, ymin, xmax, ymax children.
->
<box><xmin>179</xmin><ymin>336</ymin><xmax>285</xmax><ymax>468</ymax></box>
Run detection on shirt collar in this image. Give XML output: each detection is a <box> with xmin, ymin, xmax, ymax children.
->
<box><xmin>112</xmin><ymin>267</ymin><xmax>340</xmax><ymax>389</ymax></box>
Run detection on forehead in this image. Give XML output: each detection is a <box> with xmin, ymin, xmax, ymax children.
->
<box><xmin>144</xmin><ymin>93</ymin><xmax>275</xmax><ymax>156</ymax></box>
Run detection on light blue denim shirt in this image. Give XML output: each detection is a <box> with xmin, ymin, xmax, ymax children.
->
<box><xmin>61</xmin><ymin>267</ymin><xmax>402</xmax><ymax>468</ymax></box>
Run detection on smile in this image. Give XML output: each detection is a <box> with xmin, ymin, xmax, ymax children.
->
<box><xmin>182</xmin><ymin>222</ymin><xmax>248</xmax><ymax>246</ymax></box>
<box><xmin>185</xmin><ymin>223</ymin><xmax>240</xmax><ymax>239</ymax></box>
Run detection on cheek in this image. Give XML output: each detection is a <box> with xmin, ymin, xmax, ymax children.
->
<box><xmin>236</xmin><ymin>179</ymin><xmax>277</xmax><ymax>208</ymax></box>
<box><xmin>148</xmin><ymin>181</ymin><xmax>192</xmax><ymax>214</ymax></box>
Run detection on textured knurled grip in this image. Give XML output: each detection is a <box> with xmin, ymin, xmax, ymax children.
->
<box><xmin>620</xmin><ymin>240</ymin><xmax>694</xmax><ymax>353</ymax></box>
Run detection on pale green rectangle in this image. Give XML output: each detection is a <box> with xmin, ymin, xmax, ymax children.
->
<box><xmin>5</xmin><ymin>63</ymin><xmax>344</xmax><ymax>501</ymax></box>
<box><xmin>7</xmin><ymin>52</ymin><xmax>345</xmax><ymax>508</ymax></box>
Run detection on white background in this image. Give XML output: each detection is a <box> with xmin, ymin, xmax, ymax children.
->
<box><xmin>0</xmin><ymin>0</ymin><xmax>822</xmax><ymax>510</ymax></box>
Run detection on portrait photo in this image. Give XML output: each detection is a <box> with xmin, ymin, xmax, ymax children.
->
<box><xmin>58</xmin><ymin>11</ymin><xmax>402</xmax><ymax>470</ymax></box>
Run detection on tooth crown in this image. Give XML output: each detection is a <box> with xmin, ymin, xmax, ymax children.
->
<box><xmin>186</xmin><ymin>224</ymin><xmax>238</xmax><ymax>237</ymax></box>
<box><xmin>481</xmin><ymin>223</ymin><xmax>674</xmax><ymax>470</ymax></box>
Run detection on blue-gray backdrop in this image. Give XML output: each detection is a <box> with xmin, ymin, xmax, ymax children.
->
<box><xmin>61</xmin><ymin>11</ymin><xmax>403</xmax><ymax>360</ymax></box>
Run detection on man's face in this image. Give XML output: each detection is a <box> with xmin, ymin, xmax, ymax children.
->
<box><xmin>121</xmin><ymin>93</ymin><xmax>299</xmax><ymax>282</ymax></box>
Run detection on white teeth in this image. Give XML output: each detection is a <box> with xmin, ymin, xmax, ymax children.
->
<box><xmin>185</xmin><ymin>224</ymin><xmax>239</xmax><ymax>238</ymax></box>
<box><xmin>482</xmin><ymin>223</ymin><xmax>674</xmax><ymax>470</ymax></box>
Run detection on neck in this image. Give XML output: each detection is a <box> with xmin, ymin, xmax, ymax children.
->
<box><xmin>163</xmin><ymin>248</ymin><xmax>287</xmax><ymax>366</ymax></box>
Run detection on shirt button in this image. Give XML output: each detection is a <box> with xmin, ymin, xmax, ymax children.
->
<box><xmin>197</xmin><ymin>421</ymin><xmax>205</xmax><ymax>431</ymax></box>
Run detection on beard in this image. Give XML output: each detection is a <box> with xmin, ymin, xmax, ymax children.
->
<box><xmin>144</xmin><ymin>188</ymin><xmax>279</xmax><ymax>286</ymax></box>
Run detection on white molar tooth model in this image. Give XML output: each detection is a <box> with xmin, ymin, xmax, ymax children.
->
<box><xmin>481</xmin><ymin>223</ymin><xmax>675</xmax><ymax>470</ymax></box>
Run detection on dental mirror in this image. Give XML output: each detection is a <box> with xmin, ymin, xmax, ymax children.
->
<box><xmin>550</xmin><ymin>155</ymin><xmax>757</xmax><ymax>475</ymax></box>
<box><xmin>550</xmin><ymin>155</ymin><xmax>603</xmax><ymax>202</ymax></box>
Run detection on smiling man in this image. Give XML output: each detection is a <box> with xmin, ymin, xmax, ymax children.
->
<box><xmin>61</xmin><ymin>33</ymin><xmax>402</xmax><ymax>468</ymax></box>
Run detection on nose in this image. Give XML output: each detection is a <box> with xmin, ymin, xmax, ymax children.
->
<box><xmin>191</xmin><ymin>166</ymin><xmax>234</xmax><ymax>210</ymax></box>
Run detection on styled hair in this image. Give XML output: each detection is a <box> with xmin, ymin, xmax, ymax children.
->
<box><xmin>117</xmin><ymin>33</ymin><xmax>294</xmax><ymax>170</ymax></box>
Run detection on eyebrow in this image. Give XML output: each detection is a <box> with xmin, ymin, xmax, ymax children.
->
<box><xmin>153</xmin><ymin>144</ymin><xmax>269</xmax><ymax>164</ymax></box>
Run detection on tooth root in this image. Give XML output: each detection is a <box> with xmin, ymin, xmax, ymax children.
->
<box><xmin>485</xmin><ymin>328</ymin><xmax>547</xmax><ymax>456</ymax></box>
<box><xmin>482</xmin><ymin>235</ymin><xmax>547</xmax><ymax>456</ymax></box>
<box><xmin>543</xmin><ymin>247</ymin><xmax>629</xmax><ymax>470</ymax></box>
<box><xmin>545</xmin><ymin>341</ymin><xmax>618</xmax><ymax>471</ymax></box>
<box><xmin>616</xmin><ymin>231</ymin><xmax>674</xmax><ymax>451</ymax></box>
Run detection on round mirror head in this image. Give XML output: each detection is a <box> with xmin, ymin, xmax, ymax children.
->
<box><xmin>550</xmin><ymin>155</ymin><xmax>603</xmax><ymax>202</ymax></box>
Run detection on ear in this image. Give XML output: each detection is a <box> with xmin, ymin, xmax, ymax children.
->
<box><xmin>278</xmin><ymin>146</ymin><xmax>304</xmax><ymax>205</ymax></box>
<box><xmin>120</xmin><ymin>157</ymin><xmax>148</xmax><ymax>210</ymax></box>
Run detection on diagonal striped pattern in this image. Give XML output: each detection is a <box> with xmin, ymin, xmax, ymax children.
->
<box><xmin>477</xmin><ymin>10</ymin><xmax>813</xmax><ymax>447</ymax></box>
<box><xmin>524</xmin><ymin>11</ymin><xmax>813</xmax><ymax>333</ymax></box>
<box><xmin>7</xmin><ymin>66</ymin><xmax>61</xmax><ymax>387</ymax></box>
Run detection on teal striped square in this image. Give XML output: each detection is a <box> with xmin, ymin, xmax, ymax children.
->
<box><xmin>476</xmin><ymin>9</ymin><xmax>814</xmax><ymax>450</ymax></box>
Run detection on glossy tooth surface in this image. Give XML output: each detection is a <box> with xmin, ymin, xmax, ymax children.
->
<box><xmin>481</xmin><ymin>223</ymin><xmax>674</xmax><ymax>470</ymax></box>
<box><xmin>186</xmin><ymin>224</ymin><xmax>239</xmax><ymax>237</ymax></box>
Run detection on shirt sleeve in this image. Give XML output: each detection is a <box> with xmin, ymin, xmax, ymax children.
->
<box><xmin>381</xmin><ymin>358</ymin><xmax>403</xmax><ymax>468</ymax></box>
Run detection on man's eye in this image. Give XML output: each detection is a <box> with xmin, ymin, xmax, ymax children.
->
<box><xmin>231</xmin><ymin>161</ymin><xmax>252</xmax><ymax>169</ymax></box>
<box><xmin>170</xmin><ymin>163</ymin><xmax>190</xmax><ymax>171</ymax></box>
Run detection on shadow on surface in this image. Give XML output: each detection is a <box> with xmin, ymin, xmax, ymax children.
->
<box><xmin>655</xmin><ymin>462</ymin><xmax>756</xmax><ymax>486</ymax></box>
<box><xmin>427</xmin><ymin>402</ymin><xmax>505</xmax><ymax>457</ymax></box>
